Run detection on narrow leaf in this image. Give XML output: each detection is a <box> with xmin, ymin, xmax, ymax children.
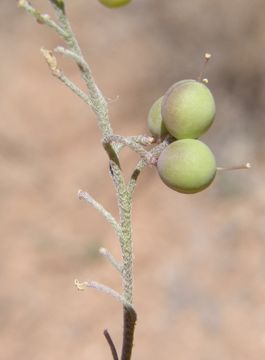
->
<box><xmin>50</xmin><ymin>0</ymin><xmax>65</xmax><ymax>14</ymax></box>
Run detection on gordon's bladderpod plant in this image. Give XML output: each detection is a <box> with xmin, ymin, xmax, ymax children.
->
<box><xmin>18</xmin><ymin>1</ymin><xmax>250</xmax><ymax>359</ymax></box>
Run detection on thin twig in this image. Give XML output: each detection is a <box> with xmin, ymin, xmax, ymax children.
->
<box><xmin>18</xmin><ymin>0</ymin><xmax>67</xmax><ymax>37</ymax></box>
<box><xmin>104</xmin><ymin>329</ymin><xmax>119</xmax><ymax>360</ymax></box>
<box><xmin>50</xmin><ymin>3</ymin><xmax>113</xmax><ymax>137</ymax></box>
<box><xmin>99</xmin><ymin>247</ymin><xmax>123</xmax><ymax>274</ymax></box>
<box><xmin>21</xmin><ymin>3</ymin><xmax>138</xmax><ymax>359</ymax></box>
<box><xmin>74</xmin><ymin>279</ymin><xmax>130</xmax><ymax>307</ymax></box>
<box><xmin>49</xmin><ymin>0</ymin><xmax>65</xmax><ymax>14</ymax></box>
<box><xmin>55</xmin><ymin>70</ymin><xmax>92</xmax><ymax>106</ymax></box>
<box><xmin>114</xmin><ymin>135</ymin><xmax>155</xmax><ymax>153</ymax></box>
<box><xmin>103</xmin><ymin>135</ymin><xmax>153</xmax><ymax>162</ymax></box>
<box><xmin>129</xmin><ymin>135</ymin><xmax>156</xmax><ymax>146</ymax></box>
<box><xmin>55</xmin><ymin>46</ymin><xmax>88</xmax><ymax>69</ymax></box>
<box><xmin>49</xmin><ymin>0</ymin><xmax>70</xmax><ymax>30</ymax></box>
<box><xmin>41</xmin><ymin>48</ymin><xmax>92</xmax><ymax>106</ymax></box>
<box><xmin>127</xmin><ymin>135</ymin><xmax>172</xmax><ymax>195</ymax></box>
<box><xmin>78</xmin><ymin>190</ymin><xmax>122</xmax><ymax>238</ymax></box>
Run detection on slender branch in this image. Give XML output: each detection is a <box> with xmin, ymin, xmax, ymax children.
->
<box><xmin>55</xmin><ymin>46</ymin><xmax>88</xmax><ymax>69</ymax></box>
<box><xmin>49</xmin><ymin>0</ymin><xmax>65</xmax><ymax>15</ymax></box>
<box><xmin>99</xmin><ymin>247</ymin><xmax>123</xmax><ymax>274</ymax></box>
<box><xmin>21</xmin><ymin>3</ymin><xmax>138</xmax><ymax>359</ymax></box>
<box><xmin>54</xmin><ymin>71</ymin><xmax>91</xmax><ymax>106</ymax></box>
<box><xmin>74</xmin><ymin>279</ymin><xmax>130</xmax><ymax>307</ymax></box>
<box><xmin>41</xmin><ymin>48</ymin><xmax>92</xmax><ymax>106</ymax></box>
<box><xmin>18</xmin><ymin>0</ymin><xmax>67</xmax><ymax>37</ymax></box>
<box><xmin>50</xmin><ymin>3</ymin><xmax>113</xmax><ymax>137</ymax></box>
<box><xmin>128</xmin><ymin>135</ymin><xmax>172</xmax><ymax>195</ymax></box>
<box><xmin>49</xmin><ymin>0</ymin><xmax>67</xmax><ymax>25</ymax></box>
<box><xmin>104</xmin><ymin>329</ymin><xmax>119</xmax><ymax>360</ymax></box>
<box><xmin>78</xmin><ymin>190</ymin><xmax>122</xmax><ymax>239</ymax></box>
<box><xmin>103</xmin><ymin>135</ymin><xmax>153</xmax><ymax>162</ymax></box>
<box><xmin>114</xmin><ymin>134</ymin><xmax>156</xmax><ymax>153</ymax></box>
<box><xmin>129</xmin><ymin>135</ymin><xmax>156</xmax><ymax>146</ymax></box>
<box><xmin>55</xmin><ymin>73</ymin><xmax>90</xmax><ymax>104</ymax></box>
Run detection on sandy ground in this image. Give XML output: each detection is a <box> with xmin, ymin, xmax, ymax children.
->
<box><xmin>1</xmin><ymin>1</ymin><xmax>265</xmax><ymax>359</ymax></box>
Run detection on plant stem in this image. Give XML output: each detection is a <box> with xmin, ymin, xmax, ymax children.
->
<box><xmin>121</xmin><ymin>306</ymin><xmax>137</xmax><ymax>360</ymax></box>
<box><xmin>120</xmin><ymin>191</ymin><xmax>133</xmax><ymax>305</ymax></box>
<box><xmin>19</xmin><ymin>2</ymin><xmax>169</xmax><ymax>359</ymax></box>
<box><xmin>104</xmin><ymin>329</ymin><xmax>119</xmax><ymax>360</ymax></box>
<box><xmin>78</xmin><ymin>190</ymin><xmax>122</xmax><ymax>239</ymax></box>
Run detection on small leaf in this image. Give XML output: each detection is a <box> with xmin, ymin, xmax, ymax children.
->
<box><xmin>50</xmin><ymin>0</ymin><xmax>65</xmax><ymax>14</ymax></box>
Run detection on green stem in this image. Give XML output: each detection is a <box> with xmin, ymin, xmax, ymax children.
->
<box><xmin>21</xmin><ymin>2</ymin><xmax>139</xmax><ymax>358</ymax></box>
<box><xmin>108</xmin><ymin>160</ymin><xmax>136</xmax><ymax>360</ymax></box>
<box><xmin>53</xmin><ymin>6</ymin><xmax>113</xmax><ymax>137</ymax></box>
<box><xmin>120</xmin><ymin>190</ymin><xmax>133</xmax><ymax>304</ymax></box>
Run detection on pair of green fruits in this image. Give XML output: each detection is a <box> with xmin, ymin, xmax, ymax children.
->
<box><xmin>148</xmin><ymin>80</ymin><xmax>216</xmax><ymax>194</ymax></box>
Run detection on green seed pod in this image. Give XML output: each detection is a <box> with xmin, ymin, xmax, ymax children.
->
<box><xmin>157</xmin><ymin>139</ymin><xmax>216</xmax><ymax>194</ymax></box>
<box><xmin>161</xmin><ymin>80</ymin><xmax>216</xmax><ymax>139</ymax></box>
<box><xmin>147</xmin><ymin>96</ymin><xmax>168</xmax><ymax>139</ymax></box>
<box><xmin>98</xmin><ymin>0</ymin><xmax>131</xmax><ymax>7</ymax></box>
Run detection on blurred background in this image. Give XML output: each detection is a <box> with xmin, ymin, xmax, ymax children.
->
<box><xmin>1</xmin><ymin>0</ymin><xmax>265</xmax><ymax>359</ymax></box>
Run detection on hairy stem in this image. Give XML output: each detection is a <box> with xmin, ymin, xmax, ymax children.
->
<box><xmin>103</xmin><ymin>135</ymin><xmax>153</xmax><ymax>162</ymax></box>
<box><xmin>99</xmin><ymin>247</ymin><xmax>123</xmax><ymax>274</ymax></box>
<box><xmin>128</xmin><ymin>135</ymin><xmax>173</xmax><ymax>195</ymax></box>
<box><xmin>52</xmin><ymin>5</ymin><xmax>113</xmax><ymax>137</ymax></box>
<box><xmin>20</xmin><ymin>2</ymin><xmax>145</xmax><ymax>359</ymax></box>
<box><xmin>108</xmin><ymin>160</ymin><xmax>136</xmax><ymax>360</ymax></box>
<box><xmin>74</xmin><ymin>279</ymin><xmax>130</xmax><ymax>307</ymax></box>
<box><xmin>78</xmin><ymin>190</ymin><xmax>122</xmax><ymax>239</ymax></box>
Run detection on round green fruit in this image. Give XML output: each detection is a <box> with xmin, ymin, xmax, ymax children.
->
<box><xmin>147</xmin><ymin>96</ymin><xmax>168</xmax><ymax>139</ymax></box>
<box><xmin>98</xmin><ymin>0</ymin><xmax>131</xmax><ymax>7</ymax></box>
<box><xmin>157</xmin><ymin>139</ymin><xmax>216</xmax><ymax>194</ymax></box>
<box><xmin>161</xmin><ymin>80</ymin><xmax>216</xmax><ymax>139</ymax></box>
